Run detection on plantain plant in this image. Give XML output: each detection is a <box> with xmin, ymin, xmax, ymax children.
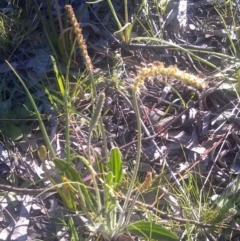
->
<box><xmin>6</xmin><ymin>4</ymin><xmax>179</xmax><ymax>241</ymax></box>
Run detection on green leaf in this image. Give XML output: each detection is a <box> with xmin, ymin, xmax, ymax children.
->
<box><xmin>51</xmin><ymin>56</ymin><xmax>65</xmax><ymax>97</ymax></box>
<box><xmin>12</xmin><ymin>97</ymin><xmax>34</xmax><ymax>119</ymax></box>
<box><xmin>0</xmin><ymin>109</ymin><xmax>19</xmax><ymax>124</ymax></box>
<box><xmin>53</xmin><ymin>158</ymin><xmax>82</xmax><ymax>182</ymax></box>
<box><xmin>109</xmin><ymin>147</ymin><xmax>123</xmax><ymax>189</ymax></box>
<box><xmin>126</xmin><ymin>221</ymin><xmax>178</xmax><ymax>241</ymax></box>
<box><xmin>4</xmin><ymin>123</ymin><xmax>23</xmax><ymax>141</ymax></box>
<box><xmin>107</xmin><ymin>171</ymin><xmax>113</xmax><ymax>187</ymax></box>
<box><xmin>53</xmin><ymin>157</ymin><xmax>96</xmax><ymax>212</ymax></box>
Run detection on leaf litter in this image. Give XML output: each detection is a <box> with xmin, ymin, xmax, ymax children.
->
<box><xmin>1</xmin><ymin>0</ymin><xmax>240</xmax><ymax>240</ymax></box>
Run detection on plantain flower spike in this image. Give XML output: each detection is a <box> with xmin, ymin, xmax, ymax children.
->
<box><xmin>139</xmin><ymin>172</ymin><xmax>152</xmax><ymax>193</ymax></box>
<box><xmin>65</xmin><ymin>5</ymin><xmax>93</xmax><ymax>72</ymax></box>
<box><xmin>133</xmin><ymin>61</ymin><xmax>204</xmax><ymax>91</ymax></box>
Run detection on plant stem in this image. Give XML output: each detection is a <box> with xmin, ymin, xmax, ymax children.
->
<box><xmin>6</xmin><ymin>61</ymin><xmax>56</xmax><ymax>159</ymax></box>
<box><xmin>118</xmin><ymin>89</ymin><xmax>141</xmax><ymax>225</ymax></box>
<box><xmin>106</xmin><ymin>0</ymin><xmax>124</xmax><ymax>41</ymax></box>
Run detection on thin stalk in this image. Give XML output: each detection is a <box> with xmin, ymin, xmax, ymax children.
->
<box><xmin>6</xmin><ymin>61</ymin><xmax>55</xmax><ymax>159</ymax></box>
<box><xmin>46</xmin><ymin>0</ymin><xmax>66</xmax><ymax>60</ymax></box>
<box><xmin>32</xmin><ymin>3</ymin><xmax>58</xmax><ymax>60</ymax></box>
<box><xmin>106</xmin><ymin>0</ymin><xmax>123</xmax><ymax>29</ymax></box>
<box><xmin>64</xmin><ymin>68</ymin><xmax>70</xmax><ymax>163</ymax></box>
<box><xmin>133</xmin><ymin>37</ymin><xmax>221</xmax><ymax>71</ymax></box>
<box><xmin>64</xmin><ymin>38</ymin><xmax>77</xmax><ymax>163</ymax></box>
<box><xmin>46</xmin><ymin>0</ymin><xmax>58</xmax><ymax>43</ymax></box>
<box><xmin>106</xmin><ymin>0</ymin><xmax>124</xmax><ymax>41</ymax></box>
<box><xmin>124</xmin><ymin>0</ymin><xmax>128</xmax><ymax>25</ymax></box>
<box><xmin>118</xmin><ymin>89</ymin><xmax>142</xmax><ymax>225</ymax></box>
<box><xmin>214</xmin><ymin>7</ymin><xmax>236</xmax><ymax>56</ymax></box>
<box><xmin>89</xmin><ymin>70</ymin><xmax>108</xmax><ymax>167</ymax></box>
<box><xmin>87</xmin><ymin>92</ymin><xmax>105</xmax><ymax>214</ymax></box>
<box><xmin>55</xmin><ymin>0</ymin><xmax>68</xmax><ymax>58</ymax></box>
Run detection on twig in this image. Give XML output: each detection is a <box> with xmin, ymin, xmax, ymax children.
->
<box><xmin>0</xmin><ymin>184</ymin><xmax>54</xmax><ymax>194</ymax></box>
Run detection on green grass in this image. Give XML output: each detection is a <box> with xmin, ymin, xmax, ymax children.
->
<box><xmin>2</xmin><ymin>0</ymin><xmax>240</xmax><ymax>240</ymax></box>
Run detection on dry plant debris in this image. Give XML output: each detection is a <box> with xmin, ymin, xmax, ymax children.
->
<box><xmin>1</xmin><ymin>0</ymin><xmax>240</xmax><ymax>240</ymax></box>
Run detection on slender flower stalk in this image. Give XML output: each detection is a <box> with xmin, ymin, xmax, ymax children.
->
<box><xmin>65</xmin><ymin>5</ymin><xmax>108</xmax><ymax>159</ymax></box>
<box><xmin>118</xmin><ymin>87</ymin><xmax>142</xmax><ymax>226</ymax></box>
<box><xmin>65</xmin><ymin>5</ymin><xmax>109</xmax><ymax>215</ymax></box>
<box><xmin>121</xmin><ymin>62</ymin><xmax>202</xmax><ymax>226</ymax></box>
